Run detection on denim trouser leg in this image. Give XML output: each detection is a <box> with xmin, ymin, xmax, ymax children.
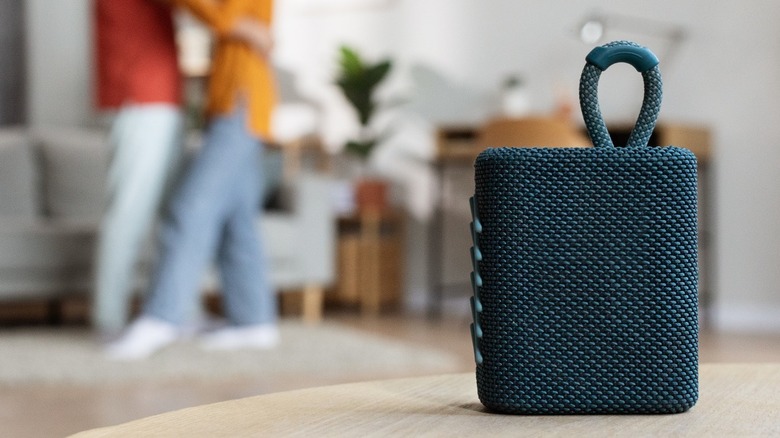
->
<box><xmin>93</xmin><ymin>104</ymin><xmax>183</xmax><ymax>333</ymax></box>
<box><xmin>217</xmin><ymin>181</ymin><xmax>277</xmax><ymax>326</ymax></box>
<box><xmin>143</xmin><ymin>109</ymin><xmax>275</xmax><ymax>326</ymax></box>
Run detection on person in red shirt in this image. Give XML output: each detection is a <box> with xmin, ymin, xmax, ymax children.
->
<box><xmin>92</xmin><ymin>0</ymin><xmax>185</xmax><ymax>336</ymax></box>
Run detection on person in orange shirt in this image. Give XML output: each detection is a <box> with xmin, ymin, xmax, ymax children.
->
<box><xmin>92</xmin><ymin>0</ymin><xmax>185</xmax><ymax>336</ymax></box>
<box><xmin>107</xmin><ymin>0</ymin><xmax>279</xmax><ymax>359</ymax></box>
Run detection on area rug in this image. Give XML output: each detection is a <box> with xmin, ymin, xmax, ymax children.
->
<box><xmin>0</xmin><ymin>321</ymin><xmax>461</xmax><ymax>386</ymax></box>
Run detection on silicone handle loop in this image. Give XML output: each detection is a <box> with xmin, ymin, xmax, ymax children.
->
<box><xmin>579</xmin><ymin>40</ymin><xmax>663</xmax><ymax>148</ymax></box>
<box><xmin>586</xmin><ymin>45</ymin><xmax>659</xmax><ymax>73</ymax></box>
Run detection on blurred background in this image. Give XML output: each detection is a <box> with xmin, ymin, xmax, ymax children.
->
<box><xmin>1</xmin><ymin>0</ymin><xmax>780</xmax><ymax>436</ymax></box>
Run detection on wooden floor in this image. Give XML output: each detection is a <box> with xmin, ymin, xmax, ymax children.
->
<box><xmin>4</xmin><ymin>310</ymin><xmax>780</xmax><ymax>437</ymax></box>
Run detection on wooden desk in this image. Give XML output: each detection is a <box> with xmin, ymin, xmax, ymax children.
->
<box><xmin>435</xmin><ymin>121</ymin><xmax>712</xmax><ymax>164</ymax></box>
<box><xmin>73</xmin><ymin>364</ymin><xmax>780</xmax><ymax>437</ymax></box>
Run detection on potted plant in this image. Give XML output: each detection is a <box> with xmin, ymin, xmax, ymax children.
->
<box><xmin>335</xmin><ymin>45</ymin><xmax>393</xmax><ymax>213</ymax></box>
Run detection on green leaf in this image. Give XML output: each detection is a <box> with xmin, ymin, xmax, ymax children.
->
<box><xmin>364</xmin><ymin>61</ymin><xmax>392</xmax><ymax>88</ymax></box>
<box><xmin>338</xmin><ymin>46</ymin><xmax>364</xmax><ymax>78</ymax></box>
<box><xmin>335</xmin><ymin>46</ymin><xmax>393</xmax><ymax>142</ymax></box>
<box><xmin>345</xmin><ymin>139</ymin><xmax>377</xmax><ymax>160</ymax></box>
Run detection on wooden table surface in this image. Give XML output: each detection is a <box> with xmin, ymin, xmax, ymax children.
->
<box><xmin>73</xmin><ymin>363</ymin><xmax>780</xmax><ymax>437</ymax></box>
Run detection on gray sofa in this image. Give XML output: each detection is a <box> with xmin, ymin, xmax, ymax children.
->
<box><xmin>0</xmin><ymin>127</ymin><xmax>335</xmax><ymax>323</ymax></box>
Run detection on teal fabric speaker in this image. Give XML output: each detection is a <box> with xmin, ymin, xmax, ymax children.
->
<box><xmin>469</xmin><ymin>41</ymin><xmax>698</xmax><ymax>414</ymax></box>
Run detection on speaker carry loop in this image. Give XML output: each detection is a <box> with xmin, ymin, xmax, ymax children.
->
<box><xmin>579</xmin><ymin>40</ymin><xmax>663</xmax><ymax>149</ymax></box>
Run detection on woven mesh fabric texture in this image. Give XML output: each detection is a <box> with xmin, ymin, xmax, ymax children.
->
<box><xmin>470</xmin><ymin>40</ymin><xmax>699</xmax><ymax>414</ymax></box>
<box><xmin>471</xmin><ymin>146</ymin><xmax>698</xmax><ymax>414</ymax></box>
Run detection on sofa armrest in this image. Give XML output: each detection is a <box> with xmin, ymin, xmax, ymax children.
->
<box><xmin>289</xmin><ymin>173</ymin><xmax>336</xmax><ymax>286</ymax></box>
<box><xmin>262</xmin><ymin>173</ymin><xmax>336</xmax><ymax>289</ymax></box>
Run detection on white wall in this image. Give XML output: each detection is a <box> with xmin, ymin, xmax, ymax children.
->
<box><xmin>25</xmin><ymin>0</ymin><xmax>92</xmax><ymax>127</ymax></box>
<box><xmin>25</xmin><ymin>0</ymin><xmax>780</xmax><ymax>332</ymax></box>
<box><xmin>275</xmin><ymin>0</ymin><xmax>780</xmax><ymax>332</ymax></box>
<box><xmin>701</xmin><ymin>2</ymin><xmax>780</xmax><ymax>332</ymax></box>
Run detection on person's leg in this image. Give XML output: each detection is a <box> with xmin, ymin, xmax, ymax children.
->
<box><xmin>93</xmin><ymin>104</ymin><xmax>183</xmax><ymax>335</ymax></box>
<box><xmin>106</xmin><ymin>112</ymin><xmax>246</xmax><ymax>359</ymax></box>
<box><xmin>142</xmin><ymin>109</ymin><xmax>270</xmax><ymax>325</ymax></box>
<box><xmin>219</xmin><ymin>143</ymin><xmax>276</xmax><ymax>325</ymax></box>
<box><xmin>201</xmin><ymin>118</ymin><xmax>278</xmax><ymax>350</ymax></box>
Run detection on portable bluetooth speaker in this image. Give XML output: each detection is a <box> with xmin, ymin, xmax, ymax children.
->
<box><xmin>469</xmin><ymin>41</ymin><xmax>699</xmax><ymax>414</ymax></box>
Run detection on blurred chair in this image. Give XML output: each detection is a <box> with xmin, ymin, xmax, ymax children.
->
<box><xmin>0</xmin><ymin>128</ymin><xmax>106</xmax><ymax>317</ymax></box>
<box><xmin>264</xmin><ymin>66</ymin><xmax>334</xmax><ymax>323</ymax></box>
<box><xmin>256</xmin><ymin>169</ymin><xmax>335</xmax><ymax>324</ymax></box>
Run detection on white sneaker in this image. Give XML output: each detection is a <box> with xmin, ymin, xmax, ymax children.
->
<box><xmin>199</xmin><ymin>324</ymin><xmax>279</xmax><ymax>351</ymax></box>
<box><xmin>104</xmin><ymin>316</ymin><xmax>180</xmax><ymax>361</ymax></box>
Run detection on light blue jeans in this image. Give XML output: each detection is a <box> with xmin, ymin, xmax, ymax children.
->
<box><xmin>143</xmin><ymin>108</ymin><xmax>276</xmax><ymax>326</ymax></box>
<box><xmin>93</xmin><ymin>104</ymin><xmax>184</xmax><ymax>334</ymax></box>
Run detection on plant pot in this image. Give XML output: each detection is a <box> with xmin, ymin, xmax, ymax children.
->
<box><xmin>355</xmin><ymin>178</ymin><xmax>389</xmax><ymax>214</ymax></box>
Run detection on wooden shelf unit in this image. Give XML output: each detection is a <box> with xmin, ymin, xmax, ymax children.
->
<box><xmin>331</xmin><ymin>209</ymin><xmax>405</xmax><ymax>315</ymax></box>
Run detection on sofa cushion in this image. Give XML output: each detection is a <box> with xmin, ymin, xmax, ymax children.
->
<box><xmin>0</xmin><ymin>219</ymin><xmax>95</xmax><ymax>270</ymax></box>
<box><xmin>34</xmin><ymin>128</ymin><xmax>110</xmax><ymax>221</ymax></box>
<box><xmin>260</xmin><ymin>213</ymin><xmax>304</xmax><ymax>288</ymax></box>
<box><xmin>0</xmin><ymin>128</ymin><xmax>39</xmax><ymax>219</ymax></box>
<box><xmin>0</xmin><ymin>217</ymin><xmax>95</xmax><ymax>297</ymax></box>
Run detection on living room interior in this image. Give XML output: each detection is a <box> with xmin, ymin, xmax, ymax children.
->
<box><xmin>2</xmin><ymin>0</ymin><xmax>780</xmax><ymax>436</ymax></box>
